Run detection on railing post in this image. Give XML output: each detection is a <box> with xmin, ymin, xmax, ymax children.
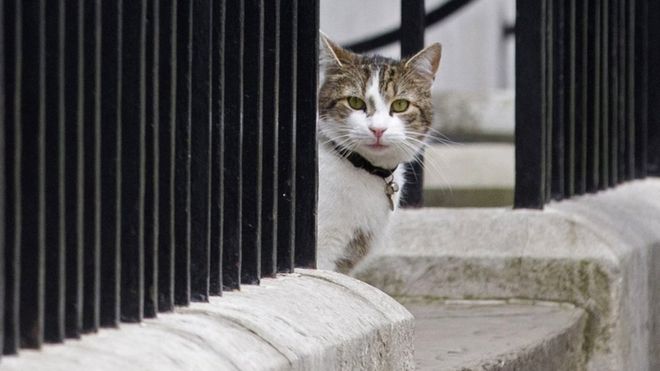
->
<box><xmin>120</xmin><ymin>0</ymin><xmax>146</xmax><ymax>322</ymax></box>
<box><xmin>261</xmin><ymin>0</ymin><xmax>280</xmax><ymax>277</ymax></box>
<box><xmin>190</xmin><ymin>0</ymin><xmax>213</xmax><ymax>301</ymax></box>
<box><xmin>514</xmin><ymin>0</ymin><xmax>547</xmax><ymax>208</ymax></box>
<box><xmin>277</xmin><ymin>0</ymin><xmax>296</xmax><ymax>273</ymax></box>
<box><xmin>241</xmin><ymin>0</ymin><xmax>264</xmax><ymax>284</ymax></box>
<box><xmin>0</xmin><ymin>0</ymin><xmax>5</xmax><ymax>357</ymax></box>
<box><xmin>64</xmin><ymin>0</ymin><xmax>84</xmax><ymax>339</ymax></box>
<box><xmin>399</xmin><ymin>0</ymin><xmax>426</xmax><ymax>208</ymax></box>
<box><xmin>144</xmin><ymin>0</ymin><xmax>160</xmax><ymax>317</ymax></box>
<box><xmin>157</xmin><ymin>0</ymin><xmax>177</xmax><ymax>312</ymax></box>
<box><xmin>82</xmin><ymin>0</ymin><xmax>101</xmax><ymax>333</ymax></box>
<box><xmin>44</xmin><ymin>0</ymin><xmax>66</xmax><ymax>342</ymax></box>
<box><xmin>174</xmin><ymin>0</ymin><xmax>192</xmax><ymax>303</ymax></box>
<box><xmin>18</xmin><ymin>0</ymin><xmax>46</xmax><ymax>348</ymax></box>
<box><xmin>647</xmin><ymin>0</ymin><xmax>660</xmax><ymax>175</ymax></box>
<box><xmin>294</xmin><ymin>0</ymin><xmax>319</xmax><ymax>269</ymax></box>
<box><xmin>209</xmin><ymin>0</ymin><xmax>225</xmax><ymax>295</ymax></box>
<box><xmin>222</xmin><ymin>0</ymin><xmax>244</xmax><ymax>288</ymax></box>
<box><xmin>209</xmin><ymin>0</ymin><xmax>226</xmax><ymax>295</ymax></box>
<box><xmin>100</xmin><ymin>0</ymin><xmax>122</xmax><ymax>327</ymax></box>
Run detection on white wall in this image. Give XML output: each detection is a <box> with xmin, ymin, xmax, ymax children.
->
<box><xmin>320</xmin><ymin>0</ymin><xmax>515</xmax><ymax>92</ymax></box>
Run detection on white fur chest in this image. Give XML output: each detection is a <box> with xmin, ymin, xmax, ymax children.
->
<box><xmin>316</xmin><ymin>143</ymin><xmax>404</xmax><ymax>270</ymax></box>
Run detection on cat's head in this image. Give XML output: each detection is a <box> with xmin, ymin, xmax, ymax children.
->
<box><xmin>318</xmin><ymin>34</ymin><xmax>441</xmax><ymax>169</ymax></box>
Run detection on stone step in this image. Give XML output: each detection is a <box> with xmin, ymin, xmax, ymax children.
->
<box><xmin>405</xmin><ymin>299</ymin><xmax>586</xmax><ymax>371</ymax></box>
<box><xmin>431</xmin><ymin>89</ymin><xmax>514</xmax><ymax>143</ymax></box>
<box><xmin>422</xmin><ymin>143</ymin><xmax>514</xmax><ymax>207</ymax></box>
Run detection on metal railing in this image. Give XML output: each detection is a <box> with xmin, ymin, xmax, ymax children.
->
<box><xmin>344</xmin><ymin>0</ymin><xmax>660</xmax><ymax>209</ymax></box>
<box><xmin>515</xmin><ymin>0</ymin><xmax>660</xmax><ymax>208</ymax></box>
<box><xmin>0</xmin><ymin>0</ymin><xmax>318</xmax><ymax>356</ymax></box>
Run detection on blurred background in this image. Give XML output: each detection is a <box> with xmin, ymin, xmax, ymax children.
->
<box><xmin>320</xmin><ymin>0</ymin><xmax>516</xmax><ymax>207</ymax></box>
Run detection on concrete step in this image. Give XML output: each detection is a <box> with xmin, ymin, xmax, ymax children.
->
<box><xmin>422</xmin><ymin>143</ymin><xmax>514</xmax><ymax>207</ymax></box>
<box><xmin>405</xmin><ymin>299</ymin><xmax>586</xmax><ymax>371</ymax></box>
<box><xmin>431</xmin><ymin>89</ymin><xmax>514</xmax><ymax>143</ymax></box>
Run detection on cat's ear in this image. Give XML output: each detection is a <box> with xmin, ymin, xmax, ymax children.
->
<box><xmin>319</xmin><ymin>31</ymin><xmax>357</xmax><ymax>68</ymax></box>
<box><xmin>404</xmin><ymin>43</ymin><xmax>442</xmax><ymax>82</ymax></box>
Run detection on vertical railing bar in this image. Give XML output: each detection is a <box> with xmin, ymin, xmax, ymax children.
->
<box><xmin>44</xmin><ymin>0</ymin><xmax>66</xmax><ymax>342</ymax></box>
<box><xmin>241</xmin><ymin>0</ymin><xmax>264</xmax><ymax>285</ymax></box>
<box><xmin>276</xmin><ymin>0</ymin><xmax>296</xmax><ymax>271</ymax></box>
<box><xmin>100</xmin><ymin>0</ymin><xmax>122</xmax><ymax>327</ymax></box>
<box><xmin>0</xmin><ymin>0</ymin><xmax>6</xmax><ymax>356</ymax></box>
<box><xmin>626</xmin><ymin>0</ymin><xmax>636</xmax><ymax>179</ymax></box>
<box><xmin>624</xmin><ymin>0</ymin><xmax>635</xmax><ymax>180</ymax></box>
<box><xmin>647</xmin><ymin>0</ymin><xmax>660</xmax><ymax>175</ymax></box>
<box><xmin>64</xmin><ymin>0</ymin><xmax>84</xmax><ymax>339</ymax></box>
<box><xmin>399</xmin><ymin>0</ymin><xmax>426</xmax><ymax>208</ymax></box>
<box><xmin>617</xmin><ymin>0</ymin><xmax>625</xmax><ymax>185</ymax></box>
<box><xmin>551</xmin><ymin>0</ymin><xmax>565</xmax><ymax>200</ymax></box>
<box><xmin>19</xmin><ymin>0</ymin><xmax>46</xmax><ymax>348</ymax></box>
<box><xmin>157</xmin><ymin>0</ymin><xmax>176</xmax><ymax>312</ymax></box>
<box><xmin>564</xmin><ymin>0</ymin><xmax>576</xmax><ymax>197</ymax></box>
<box><xmin>174</xmin><ymin>0</ymin><xmax>192</xmax><ymax>305</ymax></box>
<box><xmin>607</xmin><ymin>0</ymin><xmax>618</xmax><ymax>187</ymax></box>
<box><xmin>3</xmin><ymin>0</ymin><xmax>21</xmax><ymax>353</ymax></box>
<box><xmin>514</xmin><ymin>0</ymin><xmax>546</xmax><ymax>208</ymax></box>
<box><xmin>586</xmin><ymin>0</ymin><xmax>601</xmax><ymax>192</ymax></box>
<box><xmin>260</xmin><ymin>0</ymin><xmax>279</xmax><ymax>277</ymax></box>
<box><xmin>143</xmin><ymin>0</ymin><xmax>159</xmax><ymax>318</ymax></box>
<box><xmin>222</xmin><ymin>0</ymin><xmax>244</xmax><ymax>287</ymax></box>
<box><xmin>574</xmin><ymin>0</ymin><xmax>588</xmax><ymax>195</ymax></box>
<box><xmin>633</xmin><ymin>0</ymin><xmax>647</xmax><ymax>177</ymax></box>
<box><xmin>544</xmin><ymin>0</ymin><xmax>553</xmax><ymax>202</ymax></box>
<box><xmin>190</xmin><ymin>0</ymin><xmax>213</xmax><ymax>300</ymax></box>
<box><xmin>209</xmin><ymin>0</ymin><xmax>225</xmax><ymax>295</ymax></box>
<box><xmin>82</xmin><ymin>0</ymin><xmax>101</xmax><ymax>333</ymax></box>
<box><xmin>599</xmin><ymin>0</ymin><xmax>610</xmax><ymax>190</ymax></box>
<box><xmin>294</xmin><ymin>0</ymin><xmax>319</xmax><ymax>268</ymax></box>
<box><xmin>120</xmin><ymin>0</ymin><xmax>146</xmax><ymax>322</ymax></box>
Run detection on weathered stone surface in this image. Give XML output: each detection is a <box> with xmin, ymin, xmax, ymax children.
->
<box><xmin>354</xmin><ymin>178</ymin><xmax>660</xmax><ymax>371</ymax></box>
<box><xmin>406</xmin><ymin>300</ymin><xmax>586</xmax><ymax>371</ymax></box>
<box><xmin>1</xmin><ymin>270</ymin><xmax>414</xmax><ymax>371</ymax></box>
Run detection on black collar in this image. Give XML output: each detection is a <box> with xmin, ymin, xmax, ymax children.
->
<box><xmin>332</xmin><ymin>143</ymin><xmax>398</xmax><ymax>179</ymax></box>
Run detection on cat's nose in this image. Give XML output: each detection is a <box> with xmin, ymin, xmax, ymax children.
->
<box><xmin>369</xmin><ymin>127</ymin><xmax>387</xmax><ymax>139</ymax></box>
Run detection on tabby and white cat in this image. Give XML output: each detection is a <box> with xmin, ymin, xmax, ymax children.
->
<box><xmin>317</xmin><ymin>35</ymin><xmax>442</xmax><ymax>272</ymax></box>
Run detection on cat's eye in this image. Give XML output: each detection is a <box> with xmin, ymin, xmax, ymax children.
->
<box><xmin>347</xmin><ymin>96</ymin><xmax>366</xmax><ymax>110</ymax></box>
<box><xmin>390</xmin><ymin>99</ymin><xmax>410</xmax><ymax>113</ymax></box>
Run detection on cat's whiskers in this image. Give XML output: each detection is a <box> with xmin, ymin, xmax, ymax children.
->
<box><xmin>424</xmin><ymin>126</ymin><xmax>457</xmax><ymax>145</ymax></box>
<box><xmin>320</xmin><ymin>133</ymin><xmax>353</xmax><ymax>147</ymax></box>
<box><xmin>399</xmin><ymin>138</ymin><xmax>454</xmax><ymax>194</ymax></box>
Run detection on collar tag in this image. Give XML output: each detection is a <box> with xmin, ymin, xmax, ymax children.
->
<box><xmin>384</xmin><ymin>176</ymin><xmax>399</xmax><ymax>211</ymax></box>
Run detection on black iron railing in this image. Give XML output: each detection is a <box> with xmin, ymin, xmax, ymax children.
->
<box><xmin>515</xmin><ymin>0</ymin><xmax>660</xmax><ymax>208</ymax></box>
<box><xmin>345</xmin><ymin>0</ymin><xmax>660</xmax><ymax>209</ymax></box>
<box><xmin>0</xmin><ymin>0</ymin><xmax>318</xmax><ymax>356</ymax></box>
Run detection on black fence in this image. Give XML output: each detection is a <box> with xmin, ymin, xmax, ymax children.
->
<box><xmin>515</xmin><ymin>0</ymin><xmax>660</xmax><ymax>208</ymax></box>
<box><xmin>0</xmin><ymin>0</ymin><xmax>318</xmax><ymax>356</ymax></box>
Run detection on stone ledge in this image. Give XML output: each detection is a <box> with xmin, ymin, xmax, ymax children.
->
<box><xmin>1</xmin><ymin>269</ymin><xmax>414</xmax><ymax>371</ymax></box>
<box><xmin>354</xmin><ymin>178</ymin><xmax>660</xmax><ymax>371</ymax></box>
<box><xmin>405</xmin><ymin>299</ymin><xmax>586</xmax><ymax>371</ymax></box>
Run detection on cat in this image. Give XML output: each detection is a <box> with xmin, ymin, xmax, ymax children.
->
<box><xmin>316</xmin><ymin>34</ymin><xmax>442</xmax><ymax>273</ymax></box>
